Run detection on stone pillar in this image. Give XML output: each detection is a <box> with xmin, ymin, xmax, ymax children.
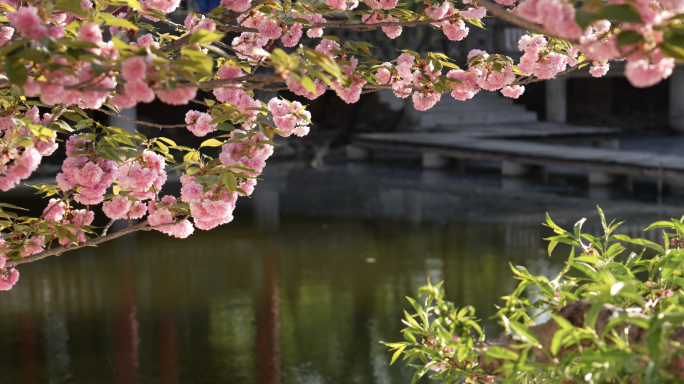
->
<box><xmin>346</xmin><ymin>145</ymin><xmax>370</xmax><ymax>161</ymax></box>
<box><xmin>109</xmin><ymin>106</ymin><xmax>137</xmax><ymax>133</ymax></box>
<box><xmin>670</xmin><ymin>66</ymin><xmax>684</xmax><ymax>133</ymax></box>
<box><xmin>546</xmin><ymin>77</ymin><xmax>567</xmax><ymax>123</ymax></box>
<box><xmin>422</xmin><ymin>152</ymin><xmax>448</xmax><ymax>169</ymax></box>
<box><xmin>502</xmin><ymin>161</ymin><xmax>530</xmax><ymax>177</ymax></box>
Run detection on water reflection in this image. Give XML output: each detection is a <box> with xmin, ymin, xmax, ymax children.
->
<box><xmin>0</xmin><ymin>161</ymin><xmax>680</xmax><ymax>383</ymax></box>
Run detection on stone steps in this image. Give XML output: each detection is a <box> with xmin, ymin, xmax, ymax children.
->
<box><xmin>420</xmin><ymin>93</ymin><xmax>537</xmax><ymax>129</ymax></box>
<box><xmin>420</xmin><ymin>112</ymin><xmax>537</xmax><ymax>126</ymax></box>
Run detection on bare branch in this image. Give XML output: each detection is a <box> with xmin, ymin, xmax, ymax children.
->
<box><xmin>101</xmin><ymin>219</ymin><xmax>115</xmax><ymax>236</ymax></box>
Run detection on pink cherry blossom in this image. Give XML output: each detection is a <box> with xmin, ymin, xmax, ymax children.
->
<box><xmin>376</xmin><ymin>68</ymin><xmax>391</xmax><ymax>84</ymax></box>
<box><xmin>125</xmin><ymin>81</ymin><xmax>156</xmax><ymax>103</ymax></box>
<box><xmin>366</xmin><ymin>0</ymin><xmax>399</xmax><ymax>9</ymax></box>
<box><xmin>443</xmin><ymin>20</ymin><xmax>469</xmax><ymax>41</ymax></box>
<box><xmin>258</xmin><ymin>18</ymin><xmax>283</xmax><ymax>39</ymax></box>
<box><xmin>625</xmin><ymin>54</ymin><xmax>675</xmax><ymax>88</ymax></box>
<box><xmin>268</xmin><ymin>98</ymin><xmax>312</xmax><ymax>137</ymax></box>
<box><xmin>282</xmin><ymin>23</ymin><xmax>303</xmax><ymax>47</ymax></box>
<box><xmin>412</xmin><ymin>92</ymin><xmax>441</xmax><ymax>111</ymax></box>
<box><xmin>181</xmin><ymin>183</ymin><xmax>204</xmax><ymax>203</ymax></box>
<box><xmin>77</xmin><ymin>23</ymin><xmax>102</xmax><ymax>43</ymax></box>
<box><xmin>222</xmin><ymin>0</ymin><xmax>252</xmax><ymax>12</ymax></box>
<box><xmin>43</xmin><ymin>198</ymin><xmax>66</xmax><ymax>222</ymax></box>
<box><xmin>7</xmin><ymin>6</ymin><xmax>47</xmax><ymax>40</ymax></box>
<box><xmin>286</xmin><ymin>74</ymin><xmax>327</xmax><ymax>100</ymax></box>
<box><xmin>103</xmin><ymin>196</ymin><xmax>133</xmax><ymax>220</ymax></box>
<box><xmin>501</xmin><ymin>85</ymin><xmax>525</xmax><ymax>99</ymax></box>
<box><xmin>156</xmin><ymin>87</ymin><xmax>198</xmax><ymax>105</ymax></box>
<box><xmin>589</xmin><ymin>62</ymin><xmax>610</xmax><ymax>78</ymax></box>
<box><xmin>326</xmin><ymin>0</ymin><xmax>359</xmax><ymax>10</ymax></box>
<box><xmin>0</xmin><ymin>27</ymin><xmax>14</xmax><ymax>46</ymax></box>
<box><xmin>185</xmin><ymin>110</ymin><xmax>218</xmax><ymax>137</ymax></box>
<box><xmin>121</xmin><ymin>57</ymin><xmax>146</xmax><ymax>82</ymax></box>
<box><xmin>425</xmin><ymin>1</ymin><xmax>450</xmax><ymax>20</ymax></box>
<box><xmin>460</xmin><ymin>7</ymin><xmax>486</xmax><ymax>20</ymax></box>
<box><xmin>446</xmin><ymin>70</ymin><xmax>480</xmax><ymax>101</ymax></box>
<box><xmin>0</xmin><ymin>268</ymin><xmax>19</xmax><ymax>291</ymax></box>
<box><xmin>144</xmin><ymin>0</ymin><xmax>181</xmax><ymax>14</ymax></box>
<box><xmin>128</xmin><ymin>202</ymin><xmax>147</xmax><ymax>219</ymax></box>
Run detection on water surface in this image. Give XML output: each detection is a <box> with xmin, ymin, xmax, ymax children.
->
<box><xmin>0</xmin><ymin>160</ymin><xmax>677</xmax><ymax>384</ymax></box>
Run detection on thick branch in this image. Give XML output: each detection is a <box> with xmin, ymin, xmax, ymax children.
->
<box><xmin>6</xmin><ymin>220</ymin><xmax>152</xmax><ymax>267</ymax></box>
<box><xmin>473</xmin><ymin>0</ymin><xmax>580</xmax><ymax>44</ymax></box>
<box><xmin>509</xmin><ymin>59</ymin><xmax>589</xmax><ymax>87</ymax></box>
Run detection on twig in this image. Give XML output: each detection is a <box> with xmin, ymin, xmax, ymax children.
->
<box><xmin>190</xmin><ymin>99</ymin><xmax>209</xmax><ymax>107</ymax></box>
<box><xmin>97</xmin><ymin>108</ymin><xmax>188</xmax><ymax>129</ymax></box>
<box><xmin>101</xmin><ymin>219</ymin><xmax>115</xmax><ymax>236</ymax></box>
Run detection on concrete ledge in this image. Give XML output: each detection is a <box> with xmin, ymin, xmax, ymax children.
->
<box><xmin>589</xmin><ymin>171</ymin><xmax>617</xmax><ymax>185</ymax></box>
<box><xmin>422</xmin><ymin>153</ymin><xmax>448</xmax><ymax>169</ymax></box>
<box><xmin>502</xmin><ymin>161</ymin><xmax>530</xmax><ymax>177</ymax></box>
<box><xmin>346</xmin><ymin>145</ymin><xmax>370</xmax><ymax>161</ymax></box>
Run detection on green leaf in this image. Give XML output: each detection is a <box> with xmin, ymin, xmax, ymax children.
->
<box><xmin>188</xmin><ymin>29</ymin><xmax>225</xmax><ymax>44</ymax></box>
<box><xmin>209</xmin><ymin>115</ymin><xmax>234</xmax><ymax>125</ymax></box>
<box><xmin>612</xmin><ymin>234</ymin><xmax>664</xmax><ymax>254</ymax></box>
<box><xmin>200</xmin><ymin>138</ymin><xmax>223</xmax><ymax>148</ymax></box>
<box><xmin>486</xmin><ymin>346</ymin><xmax>519</xmax><ymax>360</ymax></box>
<box><xmin>4</xmin><ymin>58</ymin><xmax>28</xmax><ymax>89</ymax></box>
<box><xmin>572</xmin><ymin>261</ymin><xmax>601</xmax><ymax>282</ymax></box>
<box><xmin>101</xmin><ymin>14</ymin><xmax>139</xmax><ymax>31</ymax></box>
<box><xmin>644</xmin><ymin>221</ymin><xmax>675</xmax><ymax>231</ymax></box>
<box><xmin>215</xmin><ymin>123</ymin><xmax>235</xmax><ymax>132</ymax></box>
<box><xmin>390</xmin><ymin>346</ymin><xmax>406</xmax><ymax>365</ymax></box>
<box><xmin>596</xmin><ymin>5</ymin><xmax>643</xmax><ymax>23</ymax></box>
<box><xmin>617</xmin><ymin>31</ymin><xmax>643</xmax><ymax>47</ymax></box>
<box><xmin>54</xmin><ymin>0</ymin><xmax>88</xmax><ymax>18</ymax></box>
<box><xmin>550</xmin><ymin>328</ymin><xmax>569</xmax><ymax>356</ymax></box>
<box><xmin>300</xmin><ymin>75</ymin><xmax>317</xmax><ymax>96</ymax></box>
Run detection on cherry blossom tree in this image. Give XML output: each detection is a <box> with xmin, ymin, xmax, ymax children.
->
<box><xmin>0</xmin><ymin>0</ymin><xmax>681</xmax><ymax>295</ymax></box>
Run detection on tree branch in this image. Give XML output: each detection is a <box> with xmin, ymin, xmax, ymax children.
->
<box><xmin>214</xmin><ymin>14</ymin><xmax>462</xmax><ymax>34</ymax></box>
<box><xmin>473</xmin><ymin>0</ymin><xmax>580</xmax><ymax>44</ymax></box>
<box><xmin>97</xmin><ymin>108</ymin><xmax>188</xmax><ymax>128</ymax></box>
<box><xmin>6</xmin><ymin>220</ymin><xmax>153</xmax><ymax>267</ymax></box>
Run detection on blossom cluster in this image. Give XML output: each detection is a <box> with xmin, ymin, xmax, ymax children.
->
<box><xmin>518</xmin><ymin>35</ymin><xmax>577</xmax><ymax>80</ymax></box>
<box><xmin>0</xmin><ymin>107</ymin><xmax>58</xmax><ymax>191</ymax></box>
<box><xmin>44</xmin><ymin>198</ymin><xmax>95</xmax><ymax>245</ymax></box>
<box><xmin>56</xmin><ymin>135</ymin><xmax>118</xmax><ymax>205</ymax></box>
<box><xmin>267</xmin><ymin>98</ymin><xmax>312</xmax><ymax>137</ymax></box>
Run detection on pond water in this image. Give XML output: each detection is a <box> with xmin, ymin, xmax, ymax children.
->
<box><xmin>0</xmin><ymin>159</ymin><xmax>678</xmax><ymax>384</ymax></box>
